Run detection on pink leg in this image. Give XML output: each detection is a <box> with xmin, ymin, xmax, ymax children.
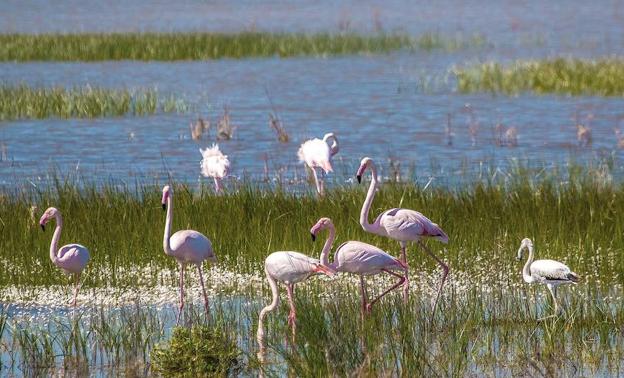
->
<box><xmin>177</xmin><ymin>265</ymin><xmax>185</xmax><ymax>325</ymax></box>
<box><xmin>400</xmin><ymin>243</ymin><xmax>409</xmax><ymax>303</ymax></box>
<box><xmin>418</xmin><ymin>241</ymin><xmax>449</xmax><ymax>320</ymax></box>
<box><xmin>71</xmin><ymin>273</ymin><xmax>82</xmax><ymax>307</ymax></box>
<box><xmin>213</xmin><ymin>177</ymin><xmax>222</xmax><ymax>193</ymax></box>
<box><xmin>286</xmin><ymin>284</ymin><xmax>296</xmax><ymax>342</ymax></box>
<box><xmin>311</xmin><ymin>167</ymin><xmax>322</xmax><ymax>196</ymax></box>
<box><xmin>359</xmin><ymin>276</ymin><xmax>368</xmax><ymax>315</ymax></box>
<box><xmin>197</xmin><ymin>264</ymin><xmax>210</xmax><ymax>318</ymax></box>
<box><xmin>366</xmin><ymin>269</ymin><xmax>406</xmax><ymax>312</ymax></box>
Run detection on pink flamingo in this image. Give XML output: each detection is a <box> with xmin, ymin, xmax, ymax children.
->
<box><xmin>39</xmin><ymin>207</ymin><xmax>90</xmax><ymax>307</ymax></box>
<box><xmin>257</xmin><ymin>250</ymin><xmax>334</xmax><ymax>343</ymax></box>
<box><xmin>310</xmin><ymin>217</ymin><xmax>407</xmax><ymax>314</ymax></box>
<box><xmin>297</xmin><ymin>133</ymin><xmax>339</xmax><ymax>196</ymax></box>
<box><xmin>161</xmin><ymin>185</ymin><xmax>216</xmax><ymax>322</ymax></box>
<box><xmin>199</xmin><ymin>144</ymin><xmax>230</xmax><ymax>193</ymax></box>
<box><xmin>356</xmin><ymin>157</ymin><xmax>449</xmax><ymax>316</ymax></box>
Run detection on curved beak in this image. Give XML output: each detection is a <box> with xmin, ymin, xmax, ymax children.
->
<box><xmin>40</xmin><ymin>224</ymin><xmax>45</xmax><ymax>232</ymax></box>
<box><xmin>356</xmin><ymin>175</ymin><xmax>362</xmax><ymax>184</ymax></box>
<box><xmin>516</xmin><ymin>247</ymin><xmax>523</xmax><ymax>261</ymax></box>
<box><xmin>314</xmin><ymin>264</ymin><xmax>335</xmax><ymax>277</ymax></box>
<box><xmin>162</xmin><ymin>204</ymin><xmax>166</xmax><ymax>211</ymax></box>
<box><xmin>311</xmin><ymin>232</ymin><xmax>316</xmax><ymax>242</ymax></box>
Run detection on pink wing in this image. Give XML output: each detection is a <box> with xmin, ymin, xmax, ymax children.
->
<box><xmin>56</xmin><ymin>244</ymin><xmax>90</xmax><ymax>274</ymax></box>
<box><xmin>378</xmin><ymin>208</ymin><xmax>448</xmax><ymax>243</ymax></box>
<box><xmin>334</xmin><ymin>241</ymin><xmax>405</xmax><ymax>275</ymax></box>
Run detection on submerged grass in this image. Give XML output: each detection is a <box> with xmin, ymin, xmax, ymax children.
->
<box><xmin>0</xmin><ymin>85</ymin><xmax>187</xmax><ymax>120</ymax></box>
<box><xmin>0</xmin><ymin>32</ymin><xmax>486</xmax><ymax>61</ymax></box>
<box><xmin>455</xmin><ymin>58</ymin><xmax>624</xmax><ymax>96</ymax></box>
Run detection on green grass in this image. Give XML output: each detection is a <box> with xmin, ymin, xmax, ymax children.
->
<box><xmin>0</xmin><ymin>32</ymin><xmax>486</xmax><ymax>61</ymax></box>
<box><xmin>454</xmin><ymin>58</ymin><xmax>624</xmax><ymax>96</ymax></box>
<box><xmin>0</xmin><ymin>84</ymin><xmax>187</xmax><ymax>120</ymax></box>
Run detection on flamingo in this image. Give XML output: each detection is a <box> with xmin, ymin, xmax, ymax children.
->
<box><xmin>161</xmin><ymin>185</ymin><xmax>216</xmax><ymax>322</ymax></box>
<box><xmin>356</xmin><ymin>157</ymin><xmax>449</xmax><ymax>316</ymax></box>
<box><xmin>297</xmin><ymin>133</ymin><xmax>339</xmax><ymax>196</ymax></box>
<box><xmin>257</xmin><ymin>251</ymin><xmax>334</xmax><ymax>343</ymax></box>
<box><xmin>310</xmin><ymin>217</ymin><xmax>407</xmax><ymax>314</ymax></box>
<box><xmin>39</xmin><ymin>207</ymin><xmax>90</xmax><ymax>307</ymax></box>
<box><xmin>199</xmin><ymin>144</ymin><xmax>230</xmax><ymax>193</ymax></box>
<box><xmin>516</xmin><ymin>238</ymin><xmax>580</xmax><ymax>320</ymax></box>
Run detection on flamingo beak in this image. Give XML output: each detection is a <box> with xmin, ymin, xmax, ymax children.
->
<box><xmin>356</xmin><ymin>175</ymin><xmax>362</xmax><ymax>183</ymax></box>
<box><xmin>40</xmin><ymin>224</ymin><xmax>45</xmax><ymax>232</ymax></box>
<box><xmin>162</xmin><ymin>204</ymin><xmax>166</xmax><ymax>211</ymax></box>
<box><xmin>311</xmin><ymin>233</ymin><xmax>316</xmax><ymax>242</ymax></box>
<box><xmin>314</xmin><ymin>264</ymin><xmax>335</xmax><ymax>276</ymax></box>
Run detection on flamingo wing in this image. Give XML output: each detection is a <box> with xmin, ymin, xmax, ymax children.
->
<box><xmin>334</xmin><ymin>241</ymin><xmax>404</xmax><ymax>275</ymax></box>
<box><xmin>297</xmin><ymin>138</ymin><xmax>333</xmax><ymax>173</ymax></box>
<box><xmin>200</xmin><ymin>144</ymin><xmax>230</xmax><ymax>179</ymax></box>
<box><xmin>56</xmin><ymin>244</ymin><xmax>90</xmax><ymax>273</ymax></box>
<box><xmin>170</xmin><ymin>230</ymin><xmax>215</xmax><ymax>264</ymax></box>
<box><xmin>530</xmin><ymin>259</ymin><xmax>578</xmax><ymax>282</ymax></box>
<box><xmin>378</xmin><ymin>208</ymin><xmax>449</xmax><ymax>243</ymax></box>
<box><xmin>265</xmin><ymin>251</ymin><xmax>320</xmax><ymax>284</ymax></box>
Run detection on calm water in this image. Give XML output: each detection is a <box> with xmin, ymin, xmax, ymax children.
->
<box><xmin>1</xmin><ymin>1</ymin><xmax>624</xmax><ymax>190</ymax></box>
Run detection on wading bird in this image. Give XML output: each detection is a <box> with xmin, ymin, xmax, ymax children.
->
<box><xmin>297</xmin><ymin>133</ymin><xmax>339</xmax><ymax>196</ymax></box>
<box><xmin>161</xmin><ymin>185</ymin><xmax>216</xmax><ymax>323</ymax></box>
<box><xmin>39</xmin><ymin>207</ymin><xmax>90</xmax><ymax>307</ymax></box>
<box><xmin>200</xmin><ymin>144</ymin><xmax>230</xmax><ymax>193</ymax></box>
<box><xmin>257</xmin><ymin>250</ymin><xmax>334</xmax><ymax>343</ymax></box>
<box><xmin>310</xmin><ymin>217</ymin><xmax>407</xmax><ymax>314</ymax></box>
<box><xmin>356</xmin><ymin>157</ymin><xmax>449</xmax><ymax>316</ymax></box>
<box><xmin>516</xmin><ymin>238</ymin><xmax>579</xmax><ymax>320</ymax></box>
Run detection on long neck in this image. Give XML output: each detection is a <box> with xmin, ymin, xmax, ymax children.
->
<box><xmin>257</xmin><ymin>268</ymin><xmax>280</xmax><ymax>342</ymax></box>
<box><xmin>49</xmin><ymin>214</ymin><xmax>62</xmax><ymax>264</ymax></box>
<box><xmin>522</xmin><ymin>246</ymin><xmax>535</xmax><ymax>283</ymax></box>
<box><xmin>324</xmin><ymin>134</ymin><xmax>339</xmax><ymax>157</ymax></box>
<box><xmin>163</xmin><ymin>195</ymin><xmax>174</xmax><ymax>256</ymax></box>
<box><xmin>320</xmin><ymin>224</ymin><xmax>336</xmax><ymax>268</ymax></box>
<box><xmin>360</xmin><ymin>164</ymin><xmax>379</xmax><ymax>233</ymax></box>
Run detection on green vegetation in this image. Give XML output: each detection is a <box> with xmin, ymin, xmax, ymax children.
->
<box><xmin>455</xmin><ymin>58</ymin><xmax>624</xmax><ymax>96</ymax></box>
<box><xmin>0</xmin><ymin>85</ymin><xmax>187</xmax><ymax>120</ymax></box>
<box><xmin>0</xmin><ymin>32</ymin><xmax>486</xmax><ymax>61</ymax></box>
<box><xmin>151</xmin><ymin>325</ymin><xmax>240</xmax><ymax>376</ymax></box>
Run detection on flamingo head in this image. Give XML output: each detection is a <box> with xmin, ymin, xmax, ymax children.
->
<box><xmin>38</xmin><ymin>207</ymin><xmax>59</xmax><ymax>232</ymax></box>
<box><xmin>161</xmin><ymin>185</ymin><xmax>172</xmax><ymax>210</ymax></box>
<box><xmin>312</xmin><ymin>262</ymin><xmax>335</xmax><ymax>277</ymax></box>
<box><xmin>517</xmin><ymin>238</ymin><xmax>533</xmax><ymax>260</ymax></box>
<box><xmin>356</xmin><ymin>157</ymin><xmax>373</xmax><ymax>183</ymax></box>
<box><xmin>310</xmin><ymin>217</ymin><xmax>334</xmax><ymax>241</ymax></box>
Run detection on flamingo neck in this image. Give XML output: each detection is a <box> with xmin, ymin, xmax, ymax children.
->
<box><xmin>163</xmin><ymin>195</ymin><xmax>174</xmax><ymax>256</ymax></box>
<box><xmin>323</xmin><ymin>133</ymin><xmax>339</xmax><ymax>157</ymax></box>
<box><xmin>319</xmin><ymin>224</ymin><xmax>336</xmax><ymax>268</ymax></box>
<box><xmin>522</xmin><ymin>246</ymin><xmax>535</xmax><ymax>283</ymax></box>
<box><xmin>257</xmin><ymin>268</ymin><xmax>280</xmax><ymax>342</ymax></box>
<box><xmin>360</xmin><ymin>163</ymin><xmax>380</xmax><ymax>234</ymax></box>
<box><xmin>49</xmin><ymin>213</ymin><xmax>62</xmax><ymax>264</ymax></box>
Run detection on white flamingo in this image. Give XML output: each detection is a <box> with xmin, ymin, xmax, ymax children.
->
<box><xmin>297</xmin><ymin>133</ymin><xmax>339</xmax><ymax>196</ymax></box>
<box><xmin>200</xmin><ymin>144</ymin><xmax>230</xmax><ymax>193</ymax></box>
<box><xmin>39</xmin><ymin>207</ymin><xmax>90</xmax><ymax>307</ymax></box>
<box><xmin>517</xmin><ymin>238</ymin><xmax>580</xmax><ymax>320</ymax></box>
<box><xmin>161</xmin><ymin>185</ymin><xmax>216</xmax><ymax>323</ymax></box>
<box><xmin>257</xmin><ymin>251</ymin><xmax>334</xmax><ymax>343</ymax></box>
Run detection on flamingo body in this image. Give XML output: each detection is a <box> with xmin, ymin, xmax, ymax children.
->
<box><xmin>265</xmin><ymin>251</ymin><xmax>324</xmax><ymax>284</ymax></box>
<box><xmin>332</xmin><ymin>241</ymin><xmax>406</xmax><ymax>275</ymax></box>
<box><xmin>374</xmin><ymin>208</ymin><xmax>449</xmax><ymax>243</ymax></box>
<box><xmin>297</xmin><ymin>133</ymin><xmax>339</xmax><ymax>196</ymax></box>
<box><xmin>169</xmin><ymin>230</ymin><xmax>216</xmax><ymax>266</ymax></box>
<box><xmin>55</xmin><ymin>243</ymin><xmax>90</xmax><ymax>274</ymax></box>
<box><xmin>200</xmin><ymin>144</ymin><xmax>230</xmax><ymax>192</ymax></box>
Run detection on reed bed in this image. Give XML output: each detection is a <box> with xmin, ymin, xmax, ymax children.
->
<box><xmin>0</xmin><ymin>85</ymin><xmax>187</xmax><ymax>120</ymax></box>
<box><xmin>0</xmin><ymin>32</ymin><xmax>486</xmax><ymax>61</ymax></box>
<box><xmin>454</xmin><ymin>58</ymin><xmax>624</xmax><ymax>96</ymax></box>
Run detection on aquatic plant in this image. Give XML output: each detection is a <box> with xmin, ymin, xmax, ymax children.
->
<box><xmin>455</xmin><ymin>58</ymin><xmax>624</xmax><ymax>96</ymax></box>
<box><xmin>0</xmin><ymin>85</ymin><xmax>187</xmax><ymax>120</ymax></box>
<box><xmin>0</xmin><ymin>32</ymin><xmax>486</xmax><ymax>61</ymax></box>
<box><xmin>150</xmin><ymin>325</ymin><xmax>240</xmax><ymax>376</ymax></box>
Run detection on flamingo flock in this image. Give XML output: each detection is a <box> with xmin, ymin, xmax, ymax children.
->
<box><xmin>34</xmin><ymin>131</ymin><xmax>580</xmax><ymax>348</ymax></box>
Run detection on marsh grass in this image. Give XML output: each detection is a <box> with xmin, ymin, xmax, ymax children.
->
<box><xmin>455</xmin><ymin>58</ymin><xmax>624</xmax><ymax>96</ymax></box>
<box><xmin>0</xmin><ymin>32</ymin><xmax>486</xmax><ymax>61</ymax></box>
<box><xmin>0</xmin><ymin>85</ymin><xmax>188</xmax><ymax>120</ymax></box>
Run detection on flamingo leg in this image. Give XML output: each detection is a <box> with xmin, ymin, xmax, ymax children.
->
<box><xmin>311</xmin><ymin>167</ymin><xmax>322</xmax><ymax>196</ymax></box>
<box><xmin>400</xmin><ymin>242</ymin><xmax>409</xmax><ymax>303</ymax></box>
<box><xmin>177</xmin><ymin>265</ymin><xmax>185</xmax><ymax>325</ymax></box>
<box><xmin>544</xmin><ymin>284</ymin><xmax>561</xmax><ymax>318</ymax></box>
<box><xmin>359</xmin><ymin>275</ymin><xmax>368</xmax><ymax>315</ymax></box>
<box><xmin>213</xmin><ymin>177</ymin><xmax>222</xmax><ymax>193</ymax></box>
<box><xmin>197</xmin><ymin>264</ymin><xmax>210</xmax><ymax>318</ymax></box>
<box><xmin>418</xmin><ymin>240</ymin><xmax>449</xmax><ymax>320</ymax></box>
<box><xmin>71</xmin><ymin>273</ymin><xmax>82</xmax><ymax>307</ymax></box>
<box><xmin>366</xmin><ymin>269</ymin><xmax>406</xmax><ymax>312</ymax></box>
<box><xmin>286</xmin><ymin>283</ymin><xmax>296</xmax><ymax>342</ymax></box>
